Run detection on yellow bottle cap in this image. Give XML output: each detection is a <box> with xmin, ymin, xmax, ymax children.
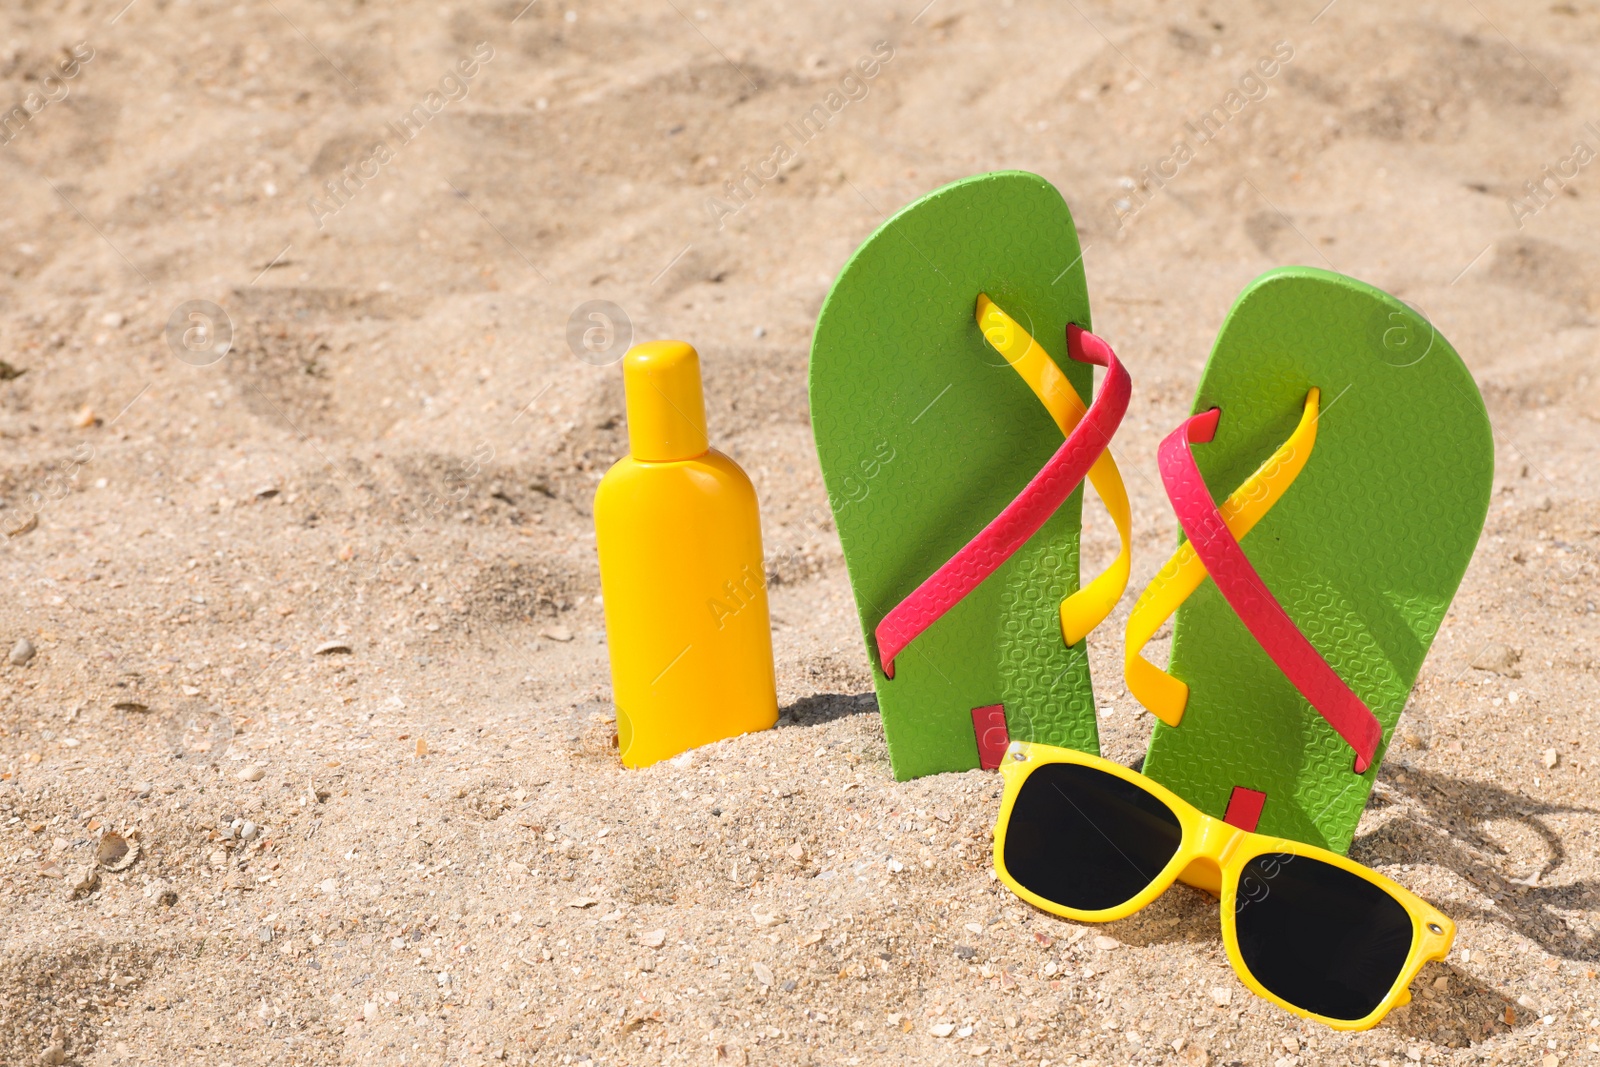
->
<box><xmin>623</xmin><ymin>340</ymin><xmax>709</xmax><ymax>462</ymax></box>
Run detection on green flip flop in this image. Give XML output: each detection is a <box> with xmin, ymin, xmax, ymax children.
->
<box><xmin>810</xmin><ymin>171</ymin><xmax>1132</xmax><ymax>781</ymax></box>
<box><xmin>1125</xmin><ymin>267</ymin><xmax>1492</xmax><ymax>853</ymax></box>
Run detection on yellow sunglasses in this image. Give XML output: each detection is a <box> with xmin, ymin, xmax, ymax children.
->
<box><xmin>994</xmin><ymin>741</ymin><xmax>1454</xmax><ymax>1031</ymax></box>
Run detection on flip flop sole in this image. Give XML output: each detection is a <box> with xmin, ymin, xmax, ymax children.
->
<box><xmin>1142</xmin><ymin>267</ymin><xmax>1492</xmax><ymax>853</ymax></box>
<box><xmin>810</xmin><ymin>171</ymin><xmax>1100</xmax><ymax>780</ymax></box>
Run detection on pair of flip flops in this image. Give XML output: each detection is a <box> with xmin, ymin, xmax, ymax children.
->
<box><xmin>809</xmin><ymin>171</ymin><xmax>1492</xmax><ymax>854</ymax></box>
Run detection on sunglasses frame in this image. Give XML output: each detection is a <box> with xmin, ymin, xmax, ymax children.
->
<box><xmin>993</xmin><ymin>741</ymin><xmax>1455</xmax><ymax>1031</ymax></box>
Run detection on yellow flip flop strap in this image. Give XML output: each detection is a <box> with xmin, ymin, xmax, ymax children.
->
<box><xmin>975</xmin><ymin>295</ymin><xmax>1131</xmax><ymax>646</ymax></box>
<box><xmin>1125</xmin><ymin>387</ymin><xmax>1321</xmax><ymax>726</ymax></box>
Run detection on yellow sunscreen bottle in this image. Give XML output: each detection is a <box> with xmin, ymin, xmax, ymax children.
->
<box><xmin>594</xmin><ymin>340</ymin><xmax>778</xmax><ymax>768</ymax></box>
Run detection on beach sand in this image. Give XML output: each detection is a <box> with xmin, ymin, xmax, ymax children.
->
<box><xmin>0</xmin><ymin>1</ymin><xmax>1597</xmax><ymax>1064</ymax></box>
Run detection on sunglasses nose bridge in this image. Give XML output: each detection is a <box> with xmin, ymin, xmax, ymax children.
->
<box><xmin>1172</xmin><ymin>819</ymin><xmax>1240</xmax><ymax>898</ymax></box>
<box><xmin>1174</xmin><ymin>854</ymin><xmax>1223</xmax><ymax>896</ymax></box>
<box><xmin>1193</xmin><ymin>814</ymin><xmax>1244</xmax><ymax>861</ymax></box>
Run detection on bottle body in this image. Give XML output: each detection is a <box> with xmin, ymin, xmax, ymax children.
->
<box><xmin>594</xmin><ymin>448</ymin><xmax>778</xmax><ymax>768</ymax></box>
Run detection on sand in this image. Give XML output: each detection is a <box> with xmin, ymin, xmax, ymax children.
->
<box><xmin>0</xmin><ymin>1</ymin><xmax>1597</xmax><ymax>1065</ymax></box>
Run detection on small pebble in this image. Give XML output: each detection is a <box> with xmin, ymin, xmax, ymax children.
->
<box><xmin>930</xmin><ymin>1022</ymin><xmax>955</xmax><ymax>1038</ymax></box>
<box><xmin>1542</xmin><ymin>748</ymin><xmax>1559</xmax><ymax>769</ymax></box>
<box><xmin>73</xmin><ymin>405</ymin><xmax>98</xmax><ymax>429</ymax></box>
<box><xmin>415</xmin><ymin>738</ymin><xmax>429</xmax><ymax>758</ymax></box>
<box><xmin>539</xmin><ymin>626</ymin><xmax>574</xmax><ymax>642</ymax></box>
<box><xmin>1210</xmin><ymin>987</ymin><xmax>1232</xmax><ymax>1006</ymax></box>
<box><xmin>238</xmin><ymin>764</ymin><xmax>266</xmax><ymax>782</ymax></box>
<box><xmin>258</xmin><ymin>925</ymin><xmax>273</xmax><ymax>943</ymax></box>
<box><xmin>67</xmin><ymin>864</ymin><xmax>100</xmax><ymax>900</ymax></box>
<box><xmin>751</xmin><ymin>960</ymin><xmax>775</xmax><ymax>987</ymax></box>
<box><xmin>240</xmin><ymin>821</ymin><xmax>260</xmax><ymax>841</ymax></box>
<box><xmin>8</xmin><ymin>637</ymin><xmax>35</xmax><ymax>665</ymax></box>
<box><xmin>640</xmin><ymin>929</ymin><xmax>666</xmax><ymax>948</ymax></box>
<box><xmin>1470</xmin><ymin>644</ymin><xmax>1521</xmax><ymax>675</ymax></box>
<box><xmin>100</xmin><ymin>311</ymin><xmax>124</xmax><ymax>328</ymax></box>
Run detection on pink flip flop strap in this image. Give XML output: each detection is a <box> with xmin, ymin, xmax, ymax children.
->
<box><xmin>1158</xmin><ymin>408</ymin><xmax>1381</xmax><ymax>773</ymax></box>
<box><xmin>875</xmin><ymin>326</ymin><xmax>1129</xmax><ymax>679</ymax></box>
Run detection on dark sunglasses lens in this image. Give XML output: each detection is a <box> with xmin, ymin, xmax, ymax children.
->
<box><xmin>1000</xmin><ymin>761</ymin><xmax>1183</xmax><ymax>911</ymax></box>
<box><xmin>1233</xmin><ymin>853</ymin><xmax>1415</xmax><ymax>1021</ymax></box>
